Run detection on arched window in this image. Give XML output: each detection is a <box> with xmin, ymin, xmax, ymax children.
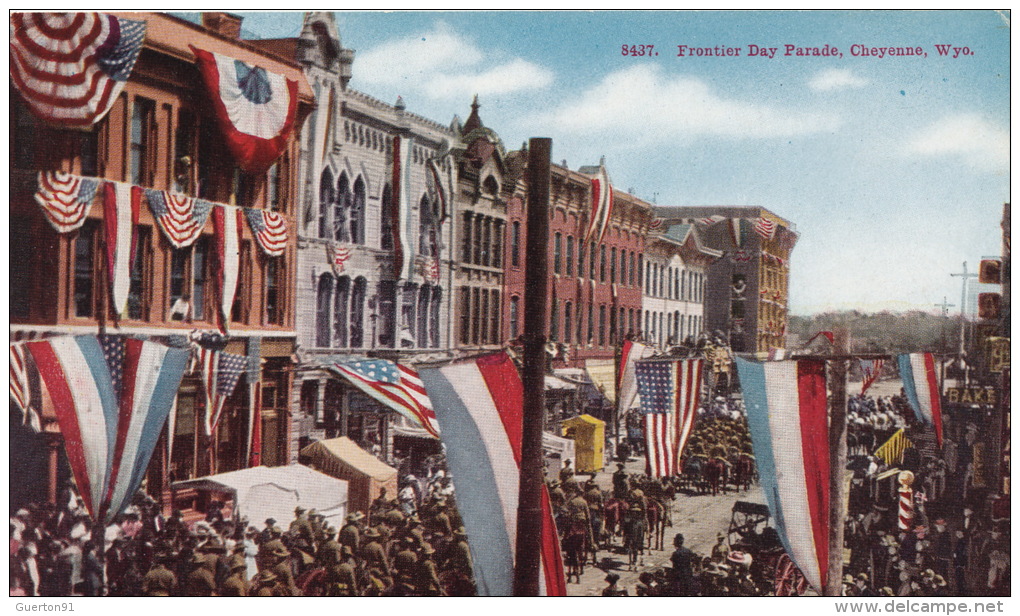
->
<box><xmin>416</xmin><ymin>285</ymin><xmax>431</xmax><ymax>348</ymax></box>
<box><xmin>419</xmin><ymin>194</ymin><xmax>435</xmax><ymax>256</ymax></box>
<box><xmin>509</xmin><ymin>295</ymin><xmax>520</xmax><ymax>340</ymax></box>
<box><xmin>401</xmin><ymin>283</ymin><xmax>417</xmax><ymax>348</ymax></box>
<box><xmin>511</xmin><ymin>221</ymin><xmax>521</xmax><ymax>267</ymax></box>
<box><xmin>335</xmin><ymin>174</ymin><xmax>351</xmax><ymax>242</ymax></box>
<box><xmin>430</xmin><ymin>287</ymin><xmax>442</xmax><ymax>348</ymax></box>
<box><xmin>349</xmin><ymin>277</ymin><xmax>366</xmax><ymax>348</ymax></box>
<box><xmin>316</xmin><ymin>274</ymin><xmax>333</xmax><ymax>347</ymax></box>
<box><xmin>378</xmin><ymin>281</ymin><xmax>396</xmax><ymax>348</ymax></box>
<box><xmin>610</xmin><ymin>247</ymin><xmax>617</xmax><ymax>283</ymax></box>
<box><xmin>319</xmin><ymin>169</ymin><xmax>333</xmax><ymax>240</ymax></box>
<box><xmin>334</xmin><ymin>276</ymin><xmax>350</xmax><ymax>347</ymax></box>
<box><xmin>380</xmin><ymin>184</ymin><xmax>394</xmax><ymax>250</ymax></box>
<box><xmin>564</xmin><ymin>301</ymin><xmax>573</xmax><ymax>345</ymax></box>
<box><xmin>565</xmin><ymin>236</ymin><xmax>574</xmax><ymax>276</ymax></box>
<box><xmin>482</xmin><ymin>175</ymin><xmax>499</xmax><ymax>195</ymax></box>
<box><xmin>351</xmin><ymin>177</ymin><xmax>366</xmax><ymax>244</ymax></box>
<box><xmin>553</xmin><ymin>233</ymin><xmax>562</xmax><ymax>274</ymax></box>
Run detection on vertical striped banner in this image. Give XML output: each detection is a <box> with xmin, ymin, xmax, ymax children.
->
<box><xmin>897</xmin><ymin>353</ymin><xmax>943</xmax><ymax>447</ymax></box>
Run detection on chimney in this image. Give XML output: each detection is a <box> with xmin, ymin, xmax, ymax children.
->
<box><xmin>202</xmin><ymin>12</ymin><xmax>243</xmax><ymax>39</ymax></box>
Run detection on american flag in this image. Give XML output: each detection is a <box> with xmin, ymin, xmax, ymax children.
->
<box><xmin>35</xmin><ymin>171</ymin><xmax>100</xmax><ymax>234</ymax></box>
<box><xmin>419</xmin><ymin>256</ymin><xmax>440</xmax><ymax>284</ymax></box>
<box><xmin>331</xmin><ymin>359</ymin><xmax>440</xmax><ymax>438</ymax></box>
<box><xmin>244</xmin><ymin>208</ymin><xmax>288</xmax><ymax>257</ymax></box>
<box><xmin>860</xmin><ymin>358</ymin><xmax>885</xmax><ymax>395</ymax></box>
<box><xmin>648</xmin><ymin>217</ymin><xmax>665</xmax><ymax>230</ymax></box>
<box><xmin>636</xmin><ymin>359</ymin><xmax>703</xmax><ymax>477</ymax></box>
<box><xmin>10</xmin><ymin>13</ymin><xmax>146</xmax><ymax>126</ymax></box>
<box><xmin>197</xmin><ymin>346</ymin><xmax>248</xmax><ymax>436</ymax></box>
<box><xmin>754</xmin><ymin>217</ymin><xmax>777</xmax><ymax>240</ymax></box>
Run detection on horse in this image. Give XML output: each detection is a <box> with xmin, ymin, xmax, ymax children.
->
<box><xmin>645</xmin><ymin>498</ymin><xmax>671</xmax><ymax>551</ymax></box>
<box><xmin>683</xmin><ymin>455</ymin><xmax>707</xmax><ymax>494</ymax></box>
<box><xmin>603</xmin><ymin>498</ymin><xmax>628</xmax><ymax>546</ymax></box>
<box><xmin>562</xmin><ymin>517</ymin><xmax>590</xmax><ymax>583</ymax></box>
<box><xmin>704</xmin><ymin>457</ymin><xmax>728</xmax><ymax>496</ymax></box>
<box><xmin>734</xmin><ymin>454</ymin><xmax>756</xmax><ymax>492</ymax></box>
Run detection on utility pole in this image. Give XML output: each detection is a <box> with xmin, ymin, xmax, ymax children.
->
<box><xmin>514</xmin><ymin>137</ymin><xmax>551</xmax><ymax>596</ymax></box>
<box><xmin>825</xmin><ymin>327</ymin><xmax>850</xmax><ymax>597</ymax></box>
<box><xmin>933</xmin><ymin>297</ymin><xmax>955</xmax><ymax>385</ymax></box>
<box><xmin>950</xmin><ymin>262</ymin><xmax>977</xmax><ymax>355</ymax></box>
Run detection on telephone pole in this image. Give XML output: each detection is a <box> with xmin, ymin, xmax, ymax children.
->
<box><xmin>933</xmin><ymin>298</ymin><xmax>955</xmax><ymax>384</ymax></box>
<box><xmin>950</xmin><ymin>262</ymin><xmax>977</xmax><ymax>354</ymax></box>
<box><xmin>824</xmin><ymin>328</ymin><xmax>850</xmax><ymax>597</ymax></box>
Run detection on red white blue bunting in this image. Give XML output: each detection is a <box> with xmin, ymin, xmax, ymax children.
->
<box><xmin>244</xmin><ymin>208</ymin><xmax>288</xmax><ymax>256</ymax></box>
<box><xmin>144</xmin><ymin>189</ymin><xmax>212</xmax><ymax>249</ymax></box>
<box><xmin>10</xmin><ymin>12</ymin><xmax>146</xmax><ymax>126</ymax></box>
<box><xmin>34</xmin><ymin>171</ymin><xmax>100</xmax><ymax>233</ymax></box>
<box><xmin>191</xmin><ymin>46</ymin><xmax>298</xmax><ymax>174</ymax></box>
<box><xmin>212</xmin><ymin>206</ymin><xmax>244</xmax><ymax>334</ymax></box>
<box><xmin>103</xmin><ymin>182</ymin><xmax>141</xmax><ymax>320</ymax></box>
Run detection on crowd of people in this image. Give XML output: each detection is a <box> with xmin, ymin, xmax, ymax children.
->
<box><xmin>10</xmin><ymin>466</ymin><xmax>476</xmax><ymax>596</ymax></box>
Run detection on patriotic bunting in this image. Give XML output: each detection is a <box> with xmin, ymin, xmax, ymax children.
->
<box><xmin>426</xmin><ymin>156</ymin><xmax>453</xmax><ymax>223</ymax></box>
<box><xmin>897</xmin><ymin>353</ymin><xmax>943</xmax><ymax>447</ymax></box>
<box><xmin>144</xmin><ymin>190</ymin><xmax>212</xmax><ymax>249</ymax></box>
<box><xmin>244</xmin><ymin>208</ymin><xmax>288</xmax><ymax>256</ymax></box>
<box><xmin>697</xmin><ymin>214</ymin><xmax>726</xmax><ymax>226</ymax></box>
<box><xmin>34</xmin><ymin>171</ymin><xmax>100</xmax><ymax>233</ymax></box>
<box><xmin>190</xmin><ymin>47</ymin><xmax>298</xmax><ymax>174</ymax></box>
<box><xmin>197</xmin><ymin>346</ymin><xmax>248</xmax><ymax>437</ymax></box>
<box><xmin>729</xmin><ymin>218</ymin><xmax>744</xmax><ymax>248</ymax></box>
<box><xmin>636</xmin><ymin>359</ymin><xmax>703</xmax><ymax>478</ymax></box>
<box><xmin>329</xmin><ymin>359</ymin><xmax>440</xmax><ymax>439</ymax></box>
<box><xmin>755</xmin><ymin>216</ymin><xmax>777</xmax><ymax>240</ymax></box>
<box><xmin>391</xmin><ymin>135</ymin><xmax>415</xmax><ymax>281</ymax></box>
<box><xmin>330</xmin><ymin>243</ymin><xmax>352</xmax><ymax>275</ymax></box>
<box><xmin>735</xmin><ymin>357</ymin><xmax>830</xmax><ymax>594</ymax></box>
<box><xmin>584</xmin><ymin>163</ymin><xmax>614</xmax><ymax>247</ymax></box>
<box><xmin>648</xmin><ymin>217</ymin><xmax>665</xmax><ymax>231</ymax></box>
<box><xmin>103</xmin><ymin>182</ymin><xmax>141</xmax><ymax>320</ymax></box>
<box><xmin>212</xmin><ymin>206</ymin><xmax>244</xmax><ymax>334</ymax></box>
<box><xmin>23</xmin><ymin>335</ymin><xmax>189</xmax><ymax>523</ymax></box>
<box><xmin>418</xmin><ymin>256</ymin><xmax>440</xmax><ymax>285</ymax></box>
<box><xmin>10</xmin><ymin>13</ymin><xmax>146</xmax><ymax>126</ymax></box>
<box><xmin>419</xmin><ymin>352</ymin><xmax>566</xmax><ymax>596</ymax></box>
<box><xmin>859</xmin><ymin>358</ymin><xmax>885</xmax><ymax>395</ymax></box>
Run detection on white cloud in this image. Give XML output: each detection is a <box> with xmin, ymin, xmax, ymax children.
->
<box><xmin>354</xmin><ymin>22</ymin><xmax>552</xmax><ymax>100</ymax></box>
<box><xmin>808</xmin><ymin>68</ymin><xmax>867</xmax><ymax>92</ymax></box>
<box><xmin>531</xmin><ymin>64</ymin><xmax>839</xmax><ymax>143</ymax></box>
<box><xmin>904</xmin><ymin>113</ymin><xmax>1009</xmax><ymax>172</ymax></box>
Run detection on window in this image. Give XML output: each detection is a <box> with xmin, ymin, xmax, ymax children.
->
<box><xmin>480</xmin><ymin>289</ymin><xmax>490</xmax><ymax>344</ymax></box>
<box><xmin>80</xmin><ymin>128</ymin><xmax>99</xmax><ymax>177</ymax></box>
<box><xmin>419</xmin><ymin>195</ymin><xmax>435</xmax><ymax>256</ymax></box>
<box><xmin>430</xmin><ymin>287</ymin><xmax>443</xmax><ymax>348</ymax></box>
<box><xmin>680</xmin><ymin>314</ymin><xmax>686</xmax><ymax>340</ymax></box>
<box><xmin>587</xmin><ymin>303</ymin><xmax>594</xmax><ymax>344</ymax></box>
<box><xmin>598</xmin><ymin>305</ymin><xmax>606</xmax><ymax>346</ymax></box>
<box><xmin>74</xmin><ymin>220</ymin><xmax>99</xmax><ymax>318</ymax></box>
<box><xmin>488</xmin><ymin>289</ymin><xmax>499</xmax><ymax>344</ymax></box>
<box><xmin>549</xmin><ymin>300</ymin><xmax>559</xmax><ymax>342</ymax></box>
<box><xmin>417</xmin><ymin>285</ymin><xmax>430</xmax><ymax>348</ymax></box>
<box><xmin>335</xmin><ymin>174</ymin><xmax>350</xmax><ymax>242</ymax></box>
<box><xmin>334</xmin><ymin>276</ymin><xmax>350</xmax><ymax>348</ymax></box>
<box><xmin>609</xmin><ymin>303</ymin><xmax>617</xmax><ymax>342</ymax></box>
<box><xmin>127</xmin><ymin>226</ymin><xmax>152</xmax><ymax>320</ymax></box>
<box><xmin>599</xmin><ymin>244</ymin><xmax>606</xmax><ymax>282</ymax></box>
<box><xmin>589</xmin><ymin>242</ymin><xmax>596</xmax><ymax>280</ymax></box>
<box><xmin>629</xmin><ymin>253</ymin><xmax>636</xmax><ymax>286</ymax></box>
<box><xmin>565</xmin><ymin>236</ymin><xmax>574</xmax><ymax>277</ymax></box>
<box><xmin>511</xmin><ymin>221</ymin><xmax>520</xmax><ymax>267</ymax></box>
<box><xmin>610</xmin><ymin>247</ymin><xmax>617</xmax><ymax>284</ymax></box>
<box><xmin>266</xmin><ymin>163</ymin><xmax>281</xmax><ymax>211</ymax></box>
<box><xmin>463</xmin><ymin>213</ymin><xmax>474</xmax><ymax>263</ymax></box>
<box><xmin>471</xmin><ymin>287</ymin><xmax>481</xmax><ymax>345</ymax></box>
<box><xmin>319</xmin><ymin>169</ymin><xmax>333</xmax><ymax>240</ymax></box>
<box><xmin>12</xmin><ymin>100</ymin><xmax>37</xmax><ymax>170</ymax></box>
<box><xmin>401</xmin><ymin>283</ymin><xmax>417</xmax><ymax>348</ymax></box>
<box><xmin>381</xmin><ymin>185</ymin><xmax>394</xmax><ymax>250</ymax></box>
<box><xmin>193</xmin><ymin>238</ymin><xmax>209</xmax><ymax>321</ymax></box>
<box><xmin>553</xmin><ymin>233</ymin><xmax>562</xmax><ymax>274</ymax></box>
<box><xmin>481</xmin><ymin>218</ymin><xmax>491</xmax><ymax>266</ymax></box>
<box><xmin>461</xmin><ymin>287</ymin><xmax>472</xmax><ymax>344</ymax></box>
<box><xmin>130</xmin><ymin>97</ymin><xmax>155</xmax><ymax>186</ymax></box>
<box><xmin>349</xmin><ymin>277</ymin><xmax>366</xmax><ymax>347</ymax></box>
<box><xmin>564</xmin><ymin>302</ymin><xmax>572</xmax><ymax>346</ymax></box>
<box><xmin>378</xmin><ymin>281</ymin><xmax>396</xmax><ymax>348</ymax></box>
<box><xmin>492</xmin><ymin>221</ymin><xmax>503</xmax><ymax>269</ymax></box>
<box><xmin>575</xmin><ymin>301</ymin><xmax>584</xmax><ymax>343</ymax></box>
<box><xmin>637</xmin><ymin>255</ymin><xmax>643</xmax><ymax>291</ymax></box>
<box><xmin>351</xmin><ymin>177</ymin><xmax>366</xmax><ymax>244</ymax></box>
<box><xmin>265</xmin><ymin>256</ymin><xmax>283</xmax><ymax>326</ymax></box>
<box><xmin>316</xmin><ymin>274</ymin><xmax>333</xmax><ymax>347</ymax></box>
<box><xmin>169</xmin><ymin>248</ymin><xmax>188</xmax><ymax>320</ymax></box>
<box><xmin>231</xmin><ymin>242</ymin><xmax>251</xmax><ymax>324</ymax></box>
<box><xmin>577</xmin><ymin>242</ymin><xmax>584</xmax><ymax>278</ymax></box>
<box><xmin>472</xmin><ymin>217</ymin><xmax>483</xmax><ymax>265</ymax></box>
<box><xmin>509</xmin><ymin>295</ymin><xmax>520</xmax><ymax>340</ymax></box>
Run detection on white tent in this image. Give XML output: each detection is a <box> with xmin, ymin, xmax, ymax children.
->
<box><xmin>173</xmin><ymin>464</ymin><xmax>349</xmax><ymax>530</ymax></box>
<box><xmin>542</xmin><ymin>431</ymin><xmax>576</xmax><ymax>478</ymax></box>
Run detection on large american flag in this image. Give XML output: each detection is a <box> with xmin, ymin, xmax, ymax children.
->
<box><xmin>636</xmin><ymin>359</ymin><xmax>704</xmax><ymax>478</ymax></box>
<box><xmin>10</xmin><ymin>13</ymin><xmax>146</xmax><ymax>126</ymax></box>
<box><xmin>859</xmin><ymin>358</ymin><xmax>885</xmax><ymax>395</ymax></box>
<box><xmin>331</xmin><ymin>359</ymin><xmax>440</xmax><ymax>438</ymax></box>
<box><xmin>197</xmin><ymin>346</ymin><xmax>248</xmax><ymax>436</ymax></box>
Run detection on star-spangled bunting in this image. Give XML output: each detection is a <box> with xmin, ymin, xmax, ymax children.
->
<box><xmin>35</xmin><ymin>171</ymin><xmax>100</xmax><ymax>233</ymax></box>
<box><xmin>10</xmin><ymin>13</ymin><xmax>146</xmax><ymax>126</ymax></box>
<box><xmin>860</xmin><ymin>358</ymin><xmax>885</xmax><ymax>395</ymax></box>
<box><xmin>330</xmin><ymin>359</ymin><xmax>440</xmax><ymax>438</ymax></box>
<box><xmin>144</xmin><ymin>189</ymin><xmax>212</xmax><ymax>249</ymax></box>
<box><xmin>197</xmin><ymin>346</ymin><xmax>248</xmax><ymax>436</ymax></box>
<box><xmin>244</xmin><ymin>208</ymin><xmax>288</xmax><ymax>257</ymax></box>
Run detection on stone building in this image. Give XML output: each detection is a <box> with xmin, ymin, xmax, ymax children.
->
<box><xmin>9</xmin><ymin>12</ymin><xmax>314</xmax><ymax>507</ymax></box>
<box><xmin>653</xmin><ymin>206</ymin><xmax>798</xmax><ymax>354</ymax></box>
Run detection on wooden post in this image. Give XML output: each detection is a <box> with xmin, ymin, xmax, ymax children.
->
<box><xmin>513</xmin><ymin>137</ymin><xmax>551</xmax><ymax>596</ymax></box>
<box><xmin>825</xmin><ymin>327</ymin><xmax>850</xmax><ymax>596</ymax></box>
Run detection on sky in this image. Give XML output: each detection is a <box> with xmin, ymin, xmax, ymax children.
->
<box><xmin>225</xmin><ymin>9</ymin><xmax>1009</xmax><ymax>317</ymax></box>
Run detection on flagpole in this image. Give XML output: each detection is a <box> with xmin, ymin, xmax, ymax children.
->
<box><xmin>514</xmin><ymin>137</ymin><xmax>552</xmax><ymax>596</ymax></box>
<box><xmin>824</xmin><ymin>327</ymin><xmax>850</xmax><ymax>596</ymax></box>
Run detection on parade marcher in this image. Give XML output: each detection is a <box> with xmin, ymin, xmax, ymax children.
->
<box><xmin>361</xmin><ymin>527</ymin><xmax>391</xmax><ymax>578</ymax></box>
<box><xmin>141</xmin><ymin>557</ymin><xmax>177</xmax><ymax>597</ymax></box>
<box><xmin>220</xmin><ymin>555</ymin><xmax>249</xmax><ymax>596</ymax></box>
<box><xmin>415</xmin><ymin>544</ymin><xmax>444</xmax><ymax>596</ymax></box>
<box><xmin>668</xmin><ymin>533</ymin><xmax>695</xmax><ymax>597</ymax></box>
<box><xmin>559</xmin><ymin>459</ymin><xmax>576</xmax><ymax>487</ymax></box>
<box><xmin>249</xmin><ymin>569</ymin><xmax>285</xmax><ymax>597</ymax></box>
<box><xmin>710</xmin><ymin>532</ymin><xmax>728</xmax><ymax>563</ymax></box>
<box><xmin>612</xmin><ymin>463</ymin><xmax>629</xmax><ymax>499</ymax></box>
<box><xmin>339</xmin><ymin>512</ymin><xmax>363</xmax><ymax>553</ymax></box>
<box><xmin>601</xmin><ymin>572</ymin><xmax>628</xmax><ymax>596</ymax></box>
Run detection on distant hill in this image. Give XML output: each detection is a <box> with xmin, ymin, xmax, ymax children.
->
<box><xmin>787</xmin><ymin>310</ymin><xmax>957</xmax><ymax>355</ymax></box>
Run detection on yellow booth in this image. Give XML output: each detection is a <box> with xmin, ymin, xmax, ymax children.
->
<box><xmin>561</xmin><ymin>414</ymin><xmax>605</xmax><ymax>473</ymax></box>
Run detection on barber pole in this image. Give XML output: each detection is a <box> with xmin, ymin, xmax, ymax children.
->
<box><xmin>897</xmin><ymin>470</ymin><xmax>915</xmax><ymax>531</ymax></box>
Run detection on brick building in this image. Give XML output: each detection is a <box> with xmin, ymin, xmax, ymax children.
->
<box><xmin>9</xmin><ymin>12</ymin><xmax>314</xmax><ymax>507</ymax></box>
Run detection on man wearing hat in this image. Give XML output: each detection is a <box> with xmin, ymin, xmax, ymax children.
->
<box><xmin>447</xmin><ymin>527</ymin><xmax>473</xmax><ymax>576</ymax></box>
<box><xmin>711</xmin><ymin>532</ymin><xmax>728</xmax><ymax>563</ymax></box>
<box><xmin>612</xmin><ymin>463</ymin><xmax>629</xmax><ymax>499</ymax></box>
<box><xmin>249</xmin><ymin>569</ymin><xmax>285</xmax><ymax>596</ymax></box>
<box><xmin>142</xmin><ymin>554</ymin><xmax>178</xmax><ymax>597</ymax></box>
<box><xmin>289</xmin><ymin>506</ymin><xmax>315</xmax><ymax>547</ymax></box>
<box><xmin>428</xmin><ymin>498</ymin><xmax>453</xmax><ymax>537</ymax></box>
<box><xmin>181</xmin><ymin>547</ymin><xmax>218</xmax><ymax>596</ymax></box>
<box><xmin>339</xmin><ymin>512</ymin><xmax>363</xmax><ymax>553</ymax></box>
<box><xmin>668</xmin><ymin>533</ymin><xmax>695</xmax><ymax>597</ymax></box>
<box><xmin>259</xmin><ymin>518</ymin><xmax>278</xmax><ymax>545</ymax></box>
<box><xmin>415</xmin><ymin>543</ymin><xmax>444</xmax><ymax>596</ymax></box>
<box><xmin>601</xmin><ymin>572</ymin><xmax>628</xmax><ymax>596</ymax></box>
<box><xmin>330</xmin><ymin>546</ymin><xmax>359</xmax><ymax>596</ymax></box>
<box><xmin>361</xmin><ymin>526</ymin><xmax>391</xmax><ymax>577</ymax></box>
<box><xmin>220</xmin><ymin>553</ymin><xmax>250</xmax><ymax>596</ymax></box>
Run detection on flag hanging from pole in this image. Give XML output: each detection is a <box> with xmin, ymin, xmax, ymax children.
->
<box><xmin>419</xmin><ymin>352</ymin><xmax>566</xmax><ymax>596</ymax></box>
<box><xmin>735</xmin><ymin>357</ymin><xmax>830</xmax><ymax>594</ymax></box>
<box><xmin>859</xmin><ymin>358</ymin><xmax>885</xmax><ymax>395</ymax></box>
<box><xmin>583</xmin><ymin>163</ymin><xmax>614</xmax><ymax>247</ymax></box>
<box><xmin>23</xmin><ymin>335</ymin><xmax>189</xmax><ymax>523</ymax></box>
<box><xmin>897</xmin><ymin>353</ymin><xmax>943</xmax><ymax>447</ymax></box>
<box><xmin>10</xmin><ymin>13</ymin><xmax>146</xmax><ymax>126</ymax></box>
<box><xmin>213</xmin><ymin>206</ymin><xmax>243</xmax><ymax>334</ymax></box>
<box><xmin>103</xmin><ymin>182</ymin><xmax>141</xmax><ymax>320</ymax></box>
<box><xmin>197</xmin><ymin>346</ymin><xmax>248</xmax><ymax>437</ymax></box>
<box><xmin>190</xmin><ymin>46</ymin><xmax>298</xmax><ymax>174</ymax></box>
<box><xmin>35</xmin><ymin>171</ymin><xmax>100</xmax><ymax>234</ymax></box>
<box><xmin>635</xmin><ymin>359</ymin><xmax>703</xmax><ymax>477</ymax></box>
<box><xmin>329</xmin><ymin>359</ymin><xmax>440</xmax><ymax>439</ymax></box>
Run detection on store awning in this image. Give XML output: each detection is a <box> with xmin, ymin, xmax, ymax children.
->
<box><xmin>544</xmin><ymin>374</ymin><xmax>577</xmax><ymax>391</ymax></box>
<box><xmin>173</xmin><ymin>464</ymin><xmax>348</xmax><ymax>529</ymax></box>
